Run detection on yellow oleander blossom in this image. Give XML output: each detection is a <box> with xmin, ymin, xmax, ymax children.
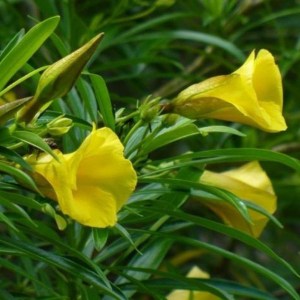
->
<box><xmin>167</xmin><ymin>266</ymin><xmax>220</xmax><ymax>300</ymax></box>
<box><xmin>171</xmin><ymin>49</ymin><xmax>287</xmax><ymax>132</ymax></box>
<box><xmin>27</xmin><ymin>127</ymin><xmax>137</xmax><ymax>228</ymax></box>
<box><xmin>199</xmin><ymin>161</ymin><xmax>276</xmax><ymax>237</ymax></box>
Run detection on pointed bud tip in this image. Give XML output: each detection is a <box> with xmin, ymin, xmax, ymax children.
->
<box><xmin>89</xmin><ymin>32</ymin><xmax>105</xmax><ymax>47</ymax></box>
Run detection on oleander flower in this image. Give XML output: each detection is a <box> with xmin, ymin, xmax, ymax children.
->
<box><xmin>27</xmin><ymin>127</ymin><xmax>137</xmax><ymax>228</ymax></box>
<box><xmin>199</xmin><ymin>161</ymin><xmax>276</xmax><ymax>237</ymax></box>
<box><xmin>167</xmin><ymin>266</ymin><xmax>220</xmax><ymax>300</ymax></box>
<box><xmin>171</xmin><ymin>49</ymin><xmax>287</xmax><ymax>132</ymax></box>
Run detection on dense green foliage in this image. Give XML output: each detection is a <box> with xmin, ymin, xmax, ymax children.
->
<box><xmin>0</xmin><ymin>0</ymin><xmax>299</xmax><ymax>299</ymax></box>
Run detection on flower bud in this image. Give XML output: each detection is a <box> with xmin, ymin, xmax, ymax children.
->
<box><xmin>47</xmin><ymin>116</ymin><xmax>73</xmax><ymax>136</ymax></box>
<box><xmin>17</xmin><ymin>33</ymin><xmax>104</xmax><ymax>123</ymax></box>
<box><xmin>42</xmin><ymin>203</ymin><xmax>67</xmax><ymax>230</ymax></box>
<box><xmin>140</xmin><ymin>97</ymin><xmax>160</xmax><ymax>122</ymax></box>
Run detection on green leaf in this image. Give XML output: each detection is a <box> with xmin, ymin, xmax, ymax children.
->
<box><xmin>90</xmin><ymin>74</ymin><xmax>115</xmax><ymax>131</ymax></box>
<box><xmin>0</xmin><ymin>161</ymin><xmax>39</xmax><ymax>193</ymax></box>
<box><xmin>114</xmin><ymin>238</ymin><xmax>172</xmax><ymax>298</ymax></box>
<box><xmin>0</xmin><ymin>210</ymin><xmax>18</xmax><ymax>232</ymax></box>
<box><xmin>141</xmin><ymin>206</ymin><xmax>299</xmax><ymax>278</ymax></box>
<box><xmin>114</xmin><ymin>223</ymin><xmax>141</xmax><ymax>254</ymax></box>
<box><xmin>0</xmin><ymin>257</ymin><xmax>59</xmax><ymax>297</ymax></box>
<box><xmin>0</xmin><ymin>97</ymin><xmax>32</xmax><ymax>124</ymax></box>
<box><xmin>119</xmin><ymin>272</ymin><xmax>233</xmax><ymax>299</ymax></box>
<box><xmin>141</xmin><ymin>119</ymin><xmax>199</xmax><ymax>153</ymax></box>
<box><xmin>0</xmin><ymin>191</ymin><xmax>43</xmax><ymax>211</ymax></box>
<box><xmin>132</xmin><ymin>229</ymin><xmax>300</xmax><ymax>300</ymax></box>
<box><xmin>76</xmin><ymin>78</ymin><xmax>98</xmax><ymax>122</ymax></box>
<box><xmin>127</xmin><ymin>277</ymin><xmax>275</xmax><ymax>300</ymax></box>
<box><xmin>0</xmin><ymin>16</ymin><xmax>60</xmax><ymax>91</ymax></box>
<box><xmin>0</xmin><ymin>237</ymin><xmax>126</xmax><ymax>300</ymax></box>
<box><xmin>199</xmin><ymin>125</ymin><xmax>246</xmax><ymax>137</ymax></box>
<box><xmin>0</xmin><ymin>145</ymin><xmax>32</xmax><ymax>171</ymax></box>
<box><xmin>0</xmin><ymin>127</ymin><xmax>11</xmax><ymax>144</ymax></box>
<box><xmin>0</xmin><ymin>29</ymin><xmax>24</xmax><ymax>63</ymax></box>
<box><xmin>150</xmin><ymin>148</ymin><xmax>300</xmax><ymax>174</ymax></box>
<box><xmin>0</xmin><ymin>195</ymin><xmax>37</xmax><ymax>228</ymax></box>
<box><xmin>100</xmin><ymin>12</ymin><xmax>190</xmax><ymax>50</ymax></box>
<box><xmin>126</xmin><ymin>30</ymin><xmax>244</xmax><ymax>60</ymax></box>
<box><xmin>125</xmin><ymin>125</ymin><xmax>148</xmax><ymax>157</ymax></box>
<box><xmin>11</xmin><ymin>130</ymin><xmax>58</xmax><ymax>160</ymax></box>
<box><xmin>206</xmin><ymin>279</ymin><xmax>277</xmax><ymax>300</ymax></box>
<box><xmin>139</xmin><ymin>177</ymin><xmax>251</xmax><ymax>225</ymax></box>
<box><xmin>0</xmin><ymin>66</ymin><xmax>48</xmax><ymax>99</ymax></box>
<box><xmin>92</xmin><ymin>228</ymin><xmax>109</xmax><ymax>251</ymax></box>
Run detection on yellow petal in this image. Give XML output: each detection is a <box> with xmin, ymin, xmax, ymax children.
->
<box><xmin>27</xmin><ymin>150</ymin><xmax>70</xmax><ymax>201</ymax></box>
<box><xmin>28</xmin><ymin>127</ymin><xmax>137</xmax><ymax>228</ymax></box>
<box><xmin>253</xmin><ymin>50</ymin><xmax>283</xmax><ymax>109</ymax></box>
<box><xmin>70</xmin><ymin>187</ymin><xmax>117</xmax><ymax>227</ymax></box>
<box><xmin>173</xmin><ymin>74</ymin><xmax>267</xmax><ymax>127</ymax></box>
<box><xmin>234</xmin><ymin>50</ymin><xmax>255</xmax><ymax>81</ymax></box>
<box><xmin>67</xmin><ymin>127</ymin><xmax>137</xmax><ymax>210</ymax></box>
<box><xmin>200</xmin><ymin>161</ymin><xmax>276</xmax><ymax>237</ymax></box>
<box><xmin>172</xmin><ymin>49</ymin><xmax>287</xmax><ymax>132</ymax></box>
<box><xmin>167</xmin><ymin>266</ymin><xmax>220</xmax><ymax>300</ymax></box>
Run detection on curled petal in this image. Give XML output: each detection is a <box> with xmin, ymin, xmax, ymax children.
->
<box><xmin>172</xmin><ymin>49</ymin><xmax>287</xmax><ymax>132</ymax></box>
<box><xmin>199</xmin><ymin>161</ymin><xmax>276</xmax><ymax>237</ymax></box>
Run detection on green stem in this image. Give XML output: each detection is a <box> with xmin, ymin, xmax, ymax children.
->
<box><xmin>116</xmin><ymin>111</ymin><xmax>139</xmax><ymax>125</ymax></box>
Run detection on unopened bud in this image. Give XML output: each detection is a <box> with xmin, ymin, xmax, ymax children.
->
<box><xmin>42</xmin><ymin>203</ymin><xmax>67</xmax><ymax>230</ymax></box>
<box><xmin>17</xmin><ymin>33</ymin><xmax>104</xmax><ymax>123</ymax></box>
<box><xmin>47</xmin><ymin>116</ymin><xmax>73</xmax><ymax>136</ymax></box>
<box><xmin>140</xmin><ymin>97</ymin><xmax>160</xmax><ymax>122</ymax></box>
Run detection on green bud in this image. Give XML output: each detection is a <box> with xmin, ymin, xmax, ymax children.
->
<box><xmin>17</xmin><ymin>33</ymin><xmax>104</xmax><ymax>123</ymax></box>
<box><xmin>140</xmin><ymin>97</ymin><xmax>161</xmax><ymax>122</ymax></box>
<box><xmin>47</xmin><ymin>116</ymin><xmax>73</xmax><ymax>136</ymax></box>
<box><xmin>54</xmin><ymin>214</ymin><xmax>67</xmax><ymax>231</ymax></box>
<box><xmin>42</xmin><ymin>203</ymin><xmax>67</xmax><ymax>230</ymax></box>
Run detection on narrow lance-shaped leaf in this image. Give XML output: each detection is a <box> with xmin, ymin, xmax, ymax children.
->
<box><xmin>0</xmin><ymin>16</ymin><xmax>60</xmax><ymax>91</ymax></box>
<box><xmin>0</xmin><ymin>161</ymin><xmax>39</xmax><ymax>194</ymax></box>
<box><xmin>0</xmin><ymin>97</ymin><xmax>32</xmax><ymax>125</ymax></box>
<box><xmin>11</xmin><ymin>131</ymin><xmax>58</xmax><ymax>160</ymax></box>
<box><xmin>0</xmin><ymin>146</ymin><xmax>32</xmax><ymax>171</ymax></box>
<box><xmin>0</xmin><ymin>29</ymin><xmax>24</xmax><ymax>63</ymax></box>
<box><xmin>17</xmin><ymin>33</ymin><xmax>104</xmax><ymax>123</ymax></box>
<box><xmin>90</xmin><ymin>74</ymin><xmax>115</xmax><ymax>131</ymax></box>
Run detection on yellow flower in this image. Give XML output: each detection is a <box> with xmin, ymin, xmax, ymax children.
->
<box><xmin>199</xmin><ymin>161</ymin><xmax>276</xmax><ymax>237</ymax></box>
<box><xmin>27</xmin><ymin>127</ymin><xmax>137</xmax><ymax>228</ymax></box>
<box><xmin>167</xmin><ymin>266</ymin><xmax>220</xmax><ymax>300</ymax></box>
<box><xmin>171</xmin><ymin>49</ymin><xmax>287</xmax><ymax>132</ymax></box>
